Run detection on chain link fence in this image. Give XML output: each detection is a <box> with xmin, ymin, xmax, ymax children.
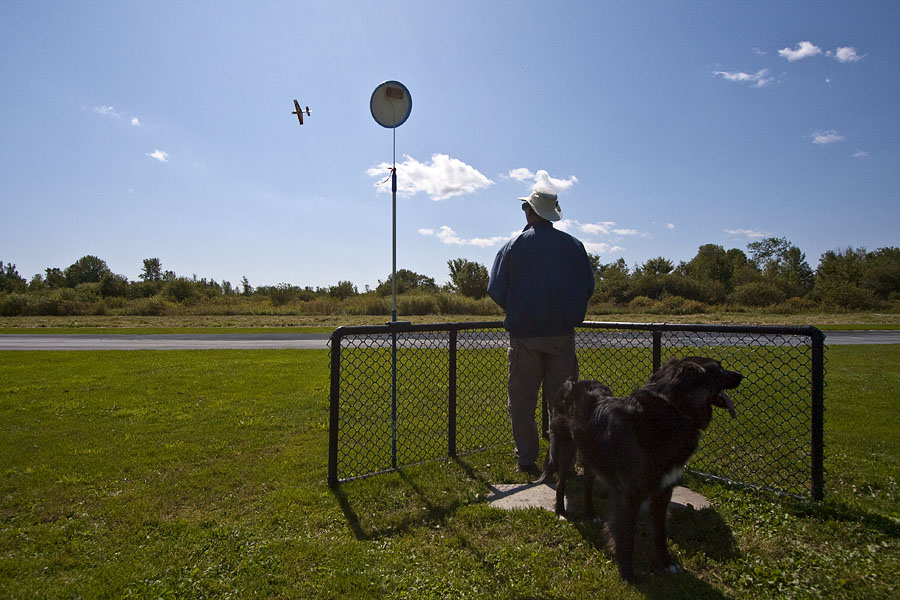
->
<box><xmin>328</xmin><ymin>321</ymin><xmax>826</xmax><ymax>500</ymax></box>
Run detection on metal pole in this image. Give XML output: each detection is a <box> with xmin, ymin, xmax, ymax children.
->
<box><xmin>391</xmin><ymin>126</ymin><xmax>397</xmax><ymax>323</ymax></box>
<box><xmin>390</xmin><ymin>125</ymin><xmax>398</xmax><ymax>470</ymax></box>
<box><xmin>811</xmin><ymin>329</ymin><xmax>826</xmax><ymax>501</ymax></box>
<box><xmin>328</xmin><ymin>331</ymin><xmax>342</xmax><ymax>487</ymax></box>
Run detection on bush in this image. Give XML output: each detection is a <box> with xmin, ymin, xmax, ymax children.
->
<box><xmin>0</xmin><ymin>293</ymin><xmax>27</xmax><ymax>316</ymax></box>
<box><xmin>269</xmin><ymin>283</ymin><xmax>296</xmax><ymax>307</ymax></box>
<box><xmin>398</xmin><ymin>294</ymin><xmax>438</xmax><ymax>316</ymax></box>
<box><xmin>435</xmin><ymin>293</ymin><xmax>502</xmax><ymax>316</ymax></box>
<box><xmin>164</xmin><ymin>278</ymin><xmax>197</xmax><ymax>303</ymax></box>
<box><xmin>628</xmin><ymin>296</ymin><xmax>654</xmax><ymax>310</ymax></box>
<box><xmin>650</xmin><ymin>295</ymin><xmax>705</xmax><ymax>315</ymax></box>
<box><xmin>343</xmin><ymin>295</ymin><xmax>390</xmax><ymax>316</ymax></box>
<box><xmin>124</xmin><ymin>297</ymin><xmax>169</xmax><ymax>316</ymax></box>
<box><xmin>730</xmin><ymin>281</ymin><xmax>786</xmax><ymax>307</ymax></box>
<box><xmin>818</xmin><ymin>283</ymin><xmax>878</xmax><ymax>311</ymax></box>
<box><xmin>767</xmin><ymin>297</ymin><xmax>819</xmax><ymax>314</ymax></box>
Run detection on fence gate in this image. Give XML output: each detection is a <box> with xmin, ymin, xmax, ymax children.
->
<box><xmin>328</xmin><ymin>321</ymin><xmax>825</xmax><ymax>500</ymax></box>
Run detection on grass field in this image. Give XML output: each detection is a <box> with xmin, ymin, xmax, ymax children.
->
<box><xmin>1</xmin><ymin>346</ymin><xmax>898</xmax><ymax>598</ymax></box>
<box><xmin>1</xmin><ymin>310</ymin><xmax>899</xmax><ymax>334</ymax></box>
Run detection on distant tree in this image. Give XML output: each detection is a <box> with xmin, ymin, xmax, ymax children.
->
<box><xmin>241</xmin><ymin>276</ymin><xmax>253</xmax><ymax>295</ymax></box>
<box><xmin>65</xmin><ymin>255</ymin><xmax>110</xmax><ymax>287</ymax></box>
<box><xmin>638</xmin><ymin>256</ymin><xmax>675</xmax><ymax>276</ymax></box>
<box><xmin>815</xmin><ymin>246</ymin><xmax>900</xmax><ymax>302</ymax></box>
<box><xmin>164</xmin><ymin>277</ymin><xmax>196</xmax><ymax>303</ymax></box>
<box><xmin>862</xmin><ymin>247</ymin><xmax>900</xmax><ymax>299</ymax></box>
<box><xmin>593</xmin><ymin>258</ymin><xmax>630</xmax><ymax>303</ymax></box>
<box><xmin>748</xmin><ymin>237</ymin><xmax>814</xmax><ymax>296</ymax></box>
<box><xmin>447</xmin><ymin>259</ymin><xmax>489</xmax><ymax>299</ymax></box>
<box><xmin>44</xmin><ymin>267</ymin><xmax>66</xmax><ymax>289</ymax></box>
<box><xmin>682</xmin><ymin>244</ymin><xmax>733</xmax><ymax>286</ymax></box>
<box><xmin>140</xmin><ymin>258</ymin><xmax>163</xmax><ymax>282</ymax></box>
<box><xmin>100</xmin><ymin>272</ymin><xmax>129</xmax><ymax>298</ymax></box>
<box><xmin>269</xmin><ymin>283</ymin><xmax>296</xmax><ymax>306</ymax></box>
<box><xmin>0</xmin><ymin>261</ymin><xmax>27</xmax><ymax>293</ymax></box>
<box><xmin>328</xmin><ymin>280</ymin><xmax>358</xmax><ymax>300</ymax></box>
<box><xmin>376</xmin><ymin>269</ymin><xmax>438</xmax><ymax>296</ymax></box>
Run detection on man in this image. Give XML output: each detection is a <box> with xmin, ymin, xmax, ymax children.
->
<box><xmin>488</xmin><ymin>189</ymin><xmax>595</xmax><ymax>476</ymax></box>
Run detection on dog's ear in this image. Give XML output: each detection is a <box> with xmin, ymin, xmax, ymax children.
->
<box><xmin>552</xmin><ymin>377</ymin><xmax>579</xmax><ymax>412</ymax></box>
<box><xmin>653</xmin><ymin>358</ymin><xmax>706</xmax><ymax>388</ymax></box>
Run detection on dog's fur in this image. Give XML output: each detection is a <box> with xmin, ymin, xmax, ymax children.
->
<box><xmin>535</xmin><ymin>356</ymin><xmax>743</xmax><ymax>582</ymax></box>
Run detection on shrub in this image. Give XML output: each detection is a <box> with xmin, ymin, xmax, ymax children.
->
<box><xmin>0</xmin><ymin>293</ymin><xmax>27</xmax><ymax>316</ymax></box>
<box><xmin>398</xmin><ymin>294</ymin><xmax>437</xmax><ymax>316</ymax></box>
<box><xmin>164</xmin><ymin>278</ymin><xmax>197</xmax><ymax>303</ymax></box>
<box><xmin>628</xmin><ymin>296</ymin><xmax>655</xmax><ymax>310</ymax></box>
<box><xmin>650</xmin><ymin>295</ymin><xmax>705</xmax><ymax>315</ymax></box>
<box><xmin>818</xmin><ymin>282</ymin><xmax>878</xmax><ymax>311</ymax></box>
<box><xmin>435</xmin><ymin>293</ymin><xmax>502</xmax><ymax>316</ymax></box>
<box><xmin>730</xmin><ymin>281</ymin><xmax>786</xmax><ymax>307</ymax></box>
<box><xmin>767</xmin><ymin>297</ymin><xmax>819</xmax><ymax>314</ymax></box>
<box><xmin>269</xmin><ymin>283</ymin><xmax>295</xmax><ymax>307</ymax></box>
<box><xmin>124</xmin><ymin>297</ymin><xmax>169</xmax><ymax>316</ymax></box>
<box><xmin>343</xmin><ymin>295</ymin><xmax>390</xmax><ymax>316</ymax></box>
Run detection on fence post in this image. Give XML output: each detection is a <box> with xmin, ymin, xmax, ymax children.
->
<box><xmin>652</xmin><ymin>329</ymin><xmax>662</xmax><ymax>372</ymax></box>
<box><xmin>328</xmin><ymin>331</ymin><xmax>342</xmax><ymax>487</ymax></box>
<box><xmin>810</xmin><ymin>328</ymin><xmax>826</xmax><ymax>501</ymax></box>
<box><xmin>448</xmin><ymin>328</ymin><xmax>458</xmax><ymax>458</ymax></box>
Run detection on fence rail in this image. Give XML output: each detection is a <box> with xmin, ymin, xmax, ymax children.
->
<box><xmin>328</xmin><ymin>321</ymin><xmax>826</xmax><ymax>500</ymax></box>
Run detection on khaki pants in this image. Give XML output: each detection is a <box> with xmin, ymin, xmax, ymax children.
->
<box><xmin>506</xmin><ymin>334</ymin><xmax>578</xmax><ymax>467</ymax></box>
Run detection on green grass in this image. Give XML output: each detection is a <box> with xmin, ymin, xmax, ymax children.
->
<box><xmin>1</xmin><ymin>347</ymin><xmax>898</xmax><ymax>598</ymax></box>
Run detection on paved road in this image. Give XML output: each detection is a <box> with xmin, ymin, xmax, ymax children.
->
<box><xmin>0</xmin><ymin>333</ymin><xmax>331</xmax><ymax>351</ymax></box>
<box><xmin>0</xmin><ymin>329</ymin><xmax>898</xmax><ymax>350</ymax></box>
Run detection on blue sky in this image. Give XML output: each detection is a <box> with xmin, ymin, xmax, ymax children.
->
<box><xmin>2</xmin><ymin>1</ymin><xmax>898</xmax><ymax>290</ymax></box>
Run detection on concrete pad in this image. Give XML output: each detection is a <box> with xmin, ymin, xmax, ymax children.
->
<box><xmin>487</xmin><ymin>482</ymin><xmax>710</xmax><ymax>513</ymax></box>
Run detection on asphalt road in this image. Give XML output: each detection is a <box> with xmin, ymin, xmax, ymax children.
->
<box><xmin>1</xmin><ymin>330</ymin><xmax>899</xmax><ymax>350</ymax></box>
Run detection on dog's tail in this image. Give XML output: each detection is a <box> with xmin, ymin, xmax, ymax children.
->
<box><xmin>532</xmin><ymin>450</ymin><xmax>555</xmax><ymax>485</ymax></box>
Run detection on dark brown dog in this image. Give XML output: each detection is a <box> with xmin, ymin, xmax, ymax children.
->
<box><xmin>535</xmin><ymin>357</ymin><xmax>743</xmax><ymax>582</ymax></box>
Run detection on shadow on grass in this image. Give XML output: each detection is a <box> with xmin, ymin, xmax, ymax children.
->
<box><xmin>330</xmin><ymin>456</ymin><xmax>495</xmax><ymax>542</ymax></box>
<box><xmin>332</xmin><ymin>456</ymin><xmax>744</xmax><ymax>598</ymax></box>
<box><xmin>553</xmin><ymin>477</ymin><xmax>740</xmax><ymax>598</ymax></box>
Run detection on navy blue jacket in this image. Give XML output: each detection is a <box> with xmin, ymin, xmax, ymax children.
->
<box><xmin>488</xmin><ymin>222</ymin><xmax>595</xmax><ymax>338</ymax></box>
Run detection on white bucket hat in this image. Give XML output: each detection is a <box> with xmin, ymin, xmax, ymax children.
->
<box><xmin>519</xmin><ymin>190</ymin><xmax>562</xmax><ymax>222</ymax></box>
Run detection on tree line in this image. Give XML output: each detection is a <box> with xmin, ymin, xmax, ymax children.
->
<box><xmin>1</xmin><ymin>237</ymin><xmax>898</xmax><ymax>316</ymax></box>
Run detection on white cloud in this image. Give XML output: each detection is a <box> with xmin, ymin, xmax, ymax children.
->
<box><xmin>419</xmin><ymin>225</ymin><xmax>512</xmax><ymax>248</ymax></box>
<box><xmin>584</xmin><ymin>242</ymin><xmax>624</xmax><ymax>255</ymax></box>
<box><xmin>711</xmin><ymin>68</ymin><xmax>773</xmax><ymax>87</ymax></box>
<box><xmin>367</xmin><ymin>154</ymin><xmax>493</xmax><ymax>201</ymax></box>
<box><xmin>146</xmin><ymin>149</ymin><xmax>169</xmax><ymax>163</ymax></box>
<box><xmin>811</xmin><ymin>130</ymin><xmax>846</xmax><ymax>145</ymax></box>
<box><xmin>852</xmin><ymin>149</ymin><xmax>870</xmax><ymax>158</ymax></box>
<box><xmin>752</xmin><ymin>47</ymin><xmax>767</xmax><ymax>56</ymax></box>
<box><xmin>779</xmin><ymin>41</ymin><xmax>822</xmax><ymax>62</ymax></box>
<box><xmin>561</xmin><ymin>219</ymin><xmax>643</xmax><ymax>238</ymax></box>
<box><xmin>834</xmin><ymin>46</ymin><xmax>864</xmax><ymax>63</ymax></box>
<box><xmin>131</xmin><ymin>117</ymin><xmax>141</xmax><ymax>127</ymax></box>
<box><xmin>665</xmin><ymin>223</ymin><xmax>675</xmax><ymax>230</ymax></box>
<box><xmin>508</xmin><ymin>168</ymin><xmax>578</xmax><ymax>193</ymax></box>
<box><xmin>725</xmin><ymin>228</ymin><xmax>767</xmax><ymax>238</ymax></box>
<box><xmin>94</xmin><ymin>105</ymin><xmax>121</xmax><ymax>117</ymax></box>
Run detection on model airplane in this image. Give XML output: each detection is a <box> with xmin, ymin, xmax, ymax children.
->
<box><xmin>292</xmin><ymin>100</ymin><xmax>311</xmax><ymax>125</ymax></box>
